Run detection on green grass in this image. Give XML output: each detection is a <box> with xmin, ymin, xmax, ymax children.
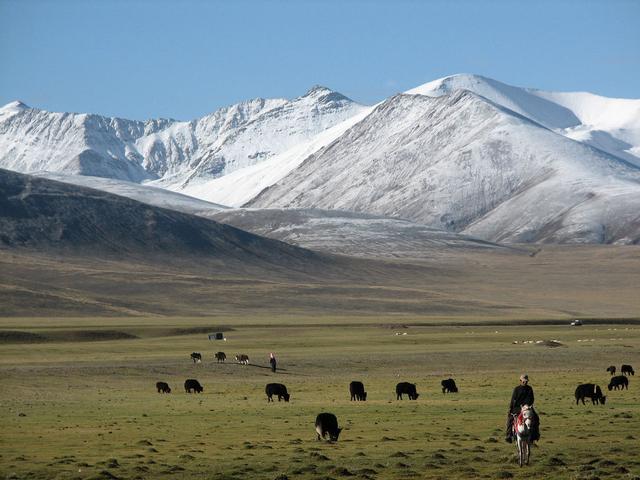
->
<box><xmin>1</xmin><ymin>319</ymin><xmax>639</xmax><ymax>479</ymax></box>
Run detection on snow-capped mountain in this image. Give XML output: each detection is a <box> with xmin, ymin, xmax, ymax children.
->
<box><xmin>2</xmin><ymin>74</ymin><xmax>640</xmax><ymax>245</ymax></box>
<box><xmin>248</xmin><ymin>90</ymin><xmax>640</xmax><ymax>244</ymax></box>
<box><xmin>0</xmin><ymin>100</ymin><xmax>171</xmax><ymax>182</ymax></box>
<box><xmin>186</xmin><ymin>75</ymin><xmax>640</xmax><ymax>213</ymax></box>
<box><xmin>179</xmin><ymin>106</ymin><xmax>374</xmax><ymax>207</ymax></box>
<box><xmin>0</xmin><ymin>87</ymin><xmax>365</xmax><ymax>185</ymax></box>
<box><xmin>407</xmin><ymin>74</ymin><xmax>640</xmax><ymax>166</ymax></box>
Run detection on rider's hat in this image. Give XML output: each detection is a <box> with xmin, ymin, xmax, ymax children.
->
<box><xmin>520</xmin><ymin>374</ymin><xmax>529</xmax><ymax>383</ymax></box>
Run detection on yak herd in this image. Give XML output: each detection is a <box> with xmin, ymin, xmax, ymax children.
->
<box><xmin>574</xmin><ymin>364</ymin><xmax>634</xmax><ymax>405</ymax></box>
<box><xmin>155</xmin><ymin>353</ymin><xmax>634</xmax><ymax>442</ymax></box>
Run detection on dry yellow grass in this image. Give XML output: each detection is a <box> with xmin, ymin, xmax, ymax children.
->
<box><xmin>1</xmin><ymin>245</ymin><xmax>639</xmax><ymax>320</ymax></box>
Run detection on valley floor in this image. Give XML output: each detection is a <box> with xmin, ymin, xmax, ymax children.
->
<box><xmin>1</xmin><ymin>245</ymin><xmax>640</xmax><ymax>319</ymax></box>
<box><xmin>1</xmin><ymin>318</ymin><xmax>639</xmax><ymax>480</ymax></box>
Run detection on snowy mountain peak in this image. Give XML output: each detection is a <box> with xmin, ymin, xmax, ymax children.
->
<box><xmin>407</xmin><ymin>73</ymin><xmax>640</xmax><ymax>165</ymax></box>
<box><xmin>248</xmin><ymin>85</ymin><xmax>640</xmax><ymax>244</ymax></box>
<box><xmin>407</xmin><ymin>73</ymin><xmax>497</xmax><ymax>96</ymax></box>
<box><xmin>0</xmin><ymin>100</ymin><xmax>29</xmax><ymax>119</ymax></box>
<box><xmin>301</xmin><ymin>85</ymin><xmax>353</xmax><ymax>104</ymax></box>
<box><xmin>167</xmin><ymin>86</ymin><xmax>365</xmax><ymax>186</ymax></box>
<box><xmin>0</xmin><ymin>84</ymin><xmax>366</xmax><ymax>186</ymax></box>
<box><xmin>1</xmin><ymin>100</ymin><xmax>29</xmax><ymax>111</ymax></box>
<box><xmin>304</xmin><ymin>84</ymin><xmax>337</xmax><ymax>96</ymax></box>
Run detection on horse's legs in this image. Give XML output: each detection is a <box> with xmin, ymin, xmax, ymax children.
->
<box><xmin>526</xmin><ymin>440</ymin><xmax>531</xmax><ymax>465</ymax></box>
<box><xmin>516</xmin><ymin>437</ymin><xmax>523</xmax><ymax>467</ymax></box>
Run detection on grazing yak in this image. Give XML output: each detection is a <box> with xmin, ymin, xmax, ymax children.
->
<box><xmin>215</xmin><ymin>352</ymin><xmax>226</xmax><ymax>363</ymax></box>
<box><xmin>349</xmin><ymin>381</ymin><xmax>367</xmax><ymax>401</ymax></box>
<box><xmin>156</xmin><ymin>381</ymin><xmax>171</xmax><ymax>394</ymax></box>
<box><xmin>575</xmin><ymin>383</ymin><xmax>606</xmax><ymax>405</ymax></box>
<box><xmin>621</xmin><ymin>364</ymin><xmax>635</xmax><ymax>376</ymax></box>
<box><xmin>396</xmin><ymin>382</ymin><xmax>419</xmax><ymax>400</ymax></box>
<box><xmin>441</xmin><ymin>378</ymin><xmax>458</xmax><ymax>394</ymax></box>
<box><xmin>606</xmin><ymin>365</ymin><xmax>616</xmax><ymax>376</ymax></box>
<box><xmin>184</xmin><ymin>379</ymin><xmax>203</xmax><ymax>393</ymax></box>
<box><xmin>315</xmin><ymin>413</ymin><xmax>342</xmax><ymax>442</ymax></box>
<box><xmin>265</xmin><ymin>383</ymin><xmax>290</xmax><ymax>402</ymax></box>
<box><xmin>190</xmin><ymin>352</ymin><xmax>202</xmax><ymax>363</ymax></box>
<box><xmin>608</xmin><ymin>375</ymin><xmax>629</xmax><ymax>391</ymax></box>
<box><xmin>235</xmin><ymin>354</ymin><xmax>250</xmax><ymax>365</ymax></box>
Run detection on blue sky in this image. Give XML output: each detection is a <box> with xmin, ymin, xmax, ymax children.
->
<box><xmin>1</xmin><ymin>0</ymin><xmax>638</xmax><ymax>120</ymax></box>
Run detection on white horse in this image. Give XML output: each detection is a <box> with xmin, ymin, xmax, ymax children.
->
<box><xmin>513</xmin><ymin>404</ymin><xmax>534</xmax><ymax>467</ymax></box>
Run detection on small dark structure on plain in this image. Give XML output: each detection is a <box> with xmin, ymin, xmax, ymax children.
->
<box><xmin>315</xmin><ymin>413</ymin><xmax>342</xmax><ymax>442</ymax></box>
<box><xmin>575</xmin><ymin>383</ymin><xmax>606</xmax><ymax>405</ymax></box>
<box><xmin>396</xmin><ymin>382</ymin><xmax>419</xmax><ymax>400</ymax></box>
<box><xmin>156</xmin><ymin>381</ymin><xmax>171</xmax><ymax>393</ymax></box>
<box><xmin>208</xmin><ymin>332</ymin><xmax>226</xmax><ymax>341</ymax></box>
<box><xmin>349</xmin><ymin>381</ymin><xmax>367</xmax><ymax>401</ymax></box>
<box><xmin>441</xmin><ymin>378</ymin><xmax>458</xmax><ymax>393</ymax></box>
<box><xmin>184</xmin><ymin>379</ymin><xmax>203</xmax><ymax>393</ymax></box>
<box><xmin>265</xmin><ymin>383</ymin><xmax>290</xmax><ymax>402</ymax></box>
<box><xmin>608</xmin><ymin>375</ymin><xmax>629</xmax><ymax>391</ymax></box>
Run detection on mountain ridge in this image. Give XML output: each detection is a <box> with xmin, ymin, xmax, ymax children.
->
<box><xmin>407</xmin><ymin>73</ymin><xmax>640</xmax><ymax>165</ymax></box>
<box><xmin>2</xmin><ymin>74</ymin><xmax>640</xmax><ymax>245</ymax></box>
<box><xmin>247</xmin><ymin>89</ymin><xmax>640</xmax><ymax>244</ymax></box>
<box><xmin>0</xmin><ymin>86</ymin><xmax>365</xmax><ymax>185</ymax></box>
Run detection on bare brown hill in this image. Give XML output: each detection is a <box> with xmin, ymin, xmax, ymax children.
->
<box><xmin>0</xmin><ymin>168</ymin><xmax>331</xmax><ymax>278</ymax></box>
<box><xmin>1</xmin><ymin>169</ymin><xmax>640</xmax><ymax>320</ymax></box>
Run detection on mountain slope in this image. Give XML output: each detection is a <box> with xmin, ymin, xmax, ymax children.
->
<box><xmin>0</xmin><ymin>168</ymin><xmax>330</xmax><ymax>275</ymax></box>
<box><xmin>38</xmin><ymin>172</ymin><xmax>229</xmax><ymax>216</ymax></box>
<box><xmin>0</xmin><ymin>101</ymin><xmax>170</xmax><ymax>182</ymax></box>
<box><xmin>212</xmin><ymin>208</ymin><xmax>507</xmax><ymax>258</ymax></box>
<box><xmin>178</xmin><ymin>106</ymin><xmax>374</xmax><ymax>207</ymax></box>
<box><xmin>248</xmin><ymin>90</ymin><xmax>640</xmax><ymax>244</ymax></box>
<box><xmin>158</xmin><ymin>86</ymin><xmax>366</xmax><ymax>189</ymax></box>
<box><xmin>0</xmin><ymin>87</ymin><xmax>365</xmax><ymax>186</ymax></box>
<box><xmin>407</xmin><ymin>74</ymin><xmax>640</xmax><ymax>166</ymax></box>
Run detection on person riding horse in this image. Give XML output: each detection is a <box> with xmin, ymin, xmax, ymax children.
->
<box><xmin>506</xmin><ymin>374</ymin><xmax>540</xmax><ymax>443</ymax></box>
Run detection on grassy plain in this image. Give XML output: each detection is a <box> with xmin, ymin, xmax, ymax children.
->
<box><xmin>1</xmin><ymin>317</ymin><xmax>639</xmax><ymax>480</ymax></box>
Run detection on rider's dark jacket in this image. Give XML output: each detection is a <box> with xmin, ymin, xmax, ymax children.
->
<box><xmin>509</xmin><ymin>384</ymin><xmax>534</xmax><ymax>414</ymax></box>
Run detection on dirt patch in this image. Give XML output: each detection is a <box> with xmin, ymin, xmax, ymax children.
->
<box><xmin>0</xmin><ymin>329</ymin><xmax>139</xmax><ymax>343</ymax></box>
<box><xmin>546</xmin><ymin>457</ymin><xmax>566</xmax><ymax>466</ymax></box>
<box><xmin>495</xmin><ymin>471</ymin><xmax>514</xmax><ymax>479</ymax></box>
<box><xmin>0</xmin><ymin>330</ymin><xmax>47</xmax><ymax>343</ymax></box>
<box><xmin>47</xmin><ymin>330</ymin><xmax>139</xmax><ymax>342</ymax></box>
<box><xmin>168</xmin><ymin>326</ymin><xmax>236</xmax><ymax>336</ymax></box>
